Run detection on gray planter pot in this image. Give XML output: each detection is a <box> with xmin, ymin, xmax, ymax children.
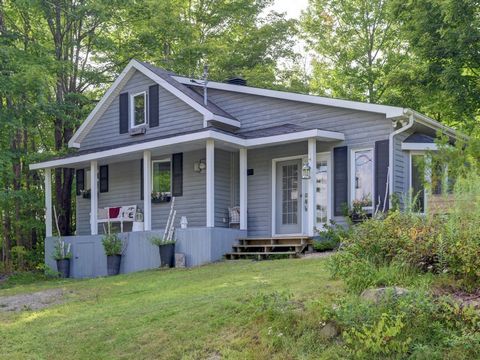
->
<box><xmin>159</xmin><ymin>244</ymin><xmax>175</xmax><ymax>268</ymax></box>
<box><xmin>107</xmin><ymin>255</ymin><xmax>122</xmax><ymax>276</ymax></box>
<box><xmin>56</xmin><ymin>259</ymin><xmax>70</xmax><ymax>278</ymax></box>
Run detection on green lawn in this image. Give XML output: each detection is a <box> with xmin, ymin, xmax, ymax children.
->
<box><xmin>0</xmin><ymin>258</ymin><xmax>343</xmax><ymax>360</ymax></box>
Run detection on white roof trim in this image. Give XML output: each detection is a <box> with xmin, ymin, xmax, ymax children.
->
<box><xmin>30</xmin><ymin>128</ymin><xmax>344</xmax><ymax>170</ymax></box>
<box><xmin>69</xmin><ymin>60</ymin><xmax>240</xmax><ymax>148</ymax></box>
<box><xmin>173</xmin><ymin>76</ymin><xmax>407</xmax><ymax>118</ymax></box>
<box><xmin>401</xmin><ymin>142</ymin><xmax>438</xmax><ymax>151</ymax></box>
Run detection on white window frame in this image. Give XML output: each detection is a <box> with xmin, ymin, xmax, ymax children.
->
<box><xmin>350</xmin><ymin>147</ymin><xmax>374</xmax><ymax>211</ymax></box>
<box><xmin>151</xmin><ymin>158</ymin><xmax>172</xmax><ymax>195</ymax></box>
<box><xmin>130</xmin><ymin>91</ymin><xmax>147</xmax><ymax>129</ymax></box>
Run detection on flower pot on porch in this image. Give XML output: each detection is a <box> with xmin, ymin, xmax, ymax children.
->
<box><xmin>107</xmin><ymin>255</ymin><xmax>122</xmax><ymax>276</ymax></box>
<box><xmin>159</xmin><ymin>243</ymin><xmax>175</xmax><ymax>268</ymax></box>
<box><xmin>56</xmin><ymin>259</ymin><xmax>70</xmax><ymax>278</ymax></box>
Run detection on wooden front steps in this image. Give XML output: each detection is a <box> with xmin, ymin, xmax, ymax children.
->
<box><xmin>225</xmin><ymin>236</ymin><xmax>312</xmax><ymax>260</ymax></box>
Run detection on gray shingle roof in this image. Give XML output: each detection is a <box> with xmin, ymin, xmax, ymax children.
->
<box><xmin>138</xmin><ymin>61</ymin><xmax>237</xmax><ymax>122</ymax></box>
<box><xmin>237</xmin><ymin>124</ymin><xmax>314</xmax><ymax>139</ymax></box>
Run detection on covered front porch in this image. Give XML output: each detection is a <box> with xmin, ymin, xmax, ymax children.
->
<box><xmin>31</xmin><ymin>126</ymin><xmax>344</xmax><ymax>275</ymax></box>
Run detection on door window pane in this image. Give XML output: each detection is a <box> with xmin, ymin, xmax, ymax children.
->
<box><xmin>282</xmin><ymin>164</ymin><xmax>299</xmax><ymax>224</ymax></box>
<box><xmin>353</xmin><ymin>149</ymin><xmax>373</xmax><ymax>207</ymax></box>
<box><xmin>316</xmin><ymin>160</ymin><xmax>328</xmax><ymax>226</ymax></box>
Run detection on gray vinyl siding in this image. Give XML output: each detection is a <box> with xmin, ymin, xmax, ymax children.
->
<box><xmin>75</xmin><ymin>150</ymin><xmax>208</xmax><ymax>235</ymax></box>
<box><xmin>204</xmin><ymin>89</ymin><xmax>393</xmax><ymax>147</ymax></box>
<box><xmin>215</xmin><ymin>149</ymin><xmax>234</xmax><ymax>227</ymax></box>
<box><xmin>393</xmin><ymin>128</ymin><xmax>415</xmax><ymax>202</ymax></box>
<box><xmin>80</xmin><ymin>71</ymin><xmax>204</xmax><ymax>151</ymax></box>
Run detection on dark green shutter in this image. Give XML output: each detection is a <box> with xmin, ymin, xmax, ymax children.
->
<box><xmin>149</xmin><ymin>85</ymin><xmax>159</xmax><ymax>127</ymax></box>
<box><xmin>374</xmin><ymin>140</ymin><xmax>389</xmax><ymax>211</ymax></box>
<box><xmin>172</xmin><ymin>153</ymin><xmax>183</xmax><ymax>196</ymax></box>
<box><xmin>333</xmin><ymin>146</ymin><xmax>348</xmax><ymax>216</ymax></box>
<box><xmin>119</xmin><ymin>92</ymin><xmax>129</xmax><ymax>134</ymax></box>
<box><xmin>76</xmin><ymin>169</ymin><xmax>84</xmax><ymax>196</ymax></box>
<box><xmin>99</xmin><ymin>165</ymin><xmax>109</xmax><ymax>193</ymax></box>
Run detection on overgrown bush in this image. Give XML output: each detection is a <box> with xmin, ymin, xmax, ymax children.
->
<box><xmin>313</xmin><ymin>221</ymin><xmax>347</xmax><ymax>252</ymax></box>
<box><xmin>316</xmin><ymin>291</ymin><xmax>480</xmax><ymax>359</ymax></box>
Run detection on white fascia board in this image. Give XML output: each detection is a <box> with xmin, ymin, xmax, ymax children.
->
<box><xmin>173</xmin><ymin>75</ymin><xmax>406</xmax><ymax>118</ymax></box>
<box><xmin>401</xmin><ymin>142</ymin><xmax>438</xmax><ymax>151</ymax></box>
<box><xmin>411</xmin><ymin>110</ymin><xmax>468</xmax><ymax>140</ymax></box>
<box><xmin>244</xmin><ymin>129</ymin><xmax>344</xmax><ymax>148</ymax></box>
<box><xmin>68</xmin><ymin>60</ymin><xmax>138</xmax><ymax>147</ymax></box>
<box><xmin>30</xmin><ymin>128</ymin><xmax>344</xmax><ymax>170</ymax></box>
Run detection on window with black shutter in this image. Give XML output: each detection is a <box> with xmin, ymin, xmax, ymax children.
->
<box><xmin>99</xmin><ymin>165</ymin><xmax>109</xmax><ymax>193</ymax></box>
<box><xmin>119</xmin><ymin>92</ymin><xmax>129</xmax><ymax>134</ymax></box>
<box><xmin>149</xmin><ymin>84</ymin><xmax>159</xmax><ymax>127</ymax></box>
<box><xmin>76</xmin><ymin>169</ymin><xmax>84</xmax><ymax>196</ymax></box>
<box><xmin>172</xmin><ymin>153</ymin><xmax>183</xmax><ymax>196</ymax></box>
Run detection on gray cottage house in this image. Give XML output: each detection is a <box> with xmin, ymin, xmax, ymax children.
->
<box><xmin>30</xmin><ymin>59</ymin><xmax>462</xmax><ymax>278</ymax></box>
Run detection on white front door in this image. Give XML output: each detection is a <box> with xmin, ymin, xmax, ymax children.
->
<box><xmin>275</xmin><ymin>159</ymin><xmax>302</xmax><ymax>235</ymax></box>
<box><xmin>315</xmin><ymin>153</ymin><xmax>330</xmax><ymax>230</ymax></box>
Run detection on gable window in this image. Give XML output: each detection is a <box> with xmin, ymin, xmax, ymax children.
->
<box><xmin>152</xmin><ymin>159</ymin><xmax>171</xmax><ymax>195</ymax></box>
<box><xmin>131</xmin><ymin>92</ymin><xmax>147</xmax><ymax>128</ymax></box>
<box><xmin>351</xmin><ymin>148</ymin><xmax>374</xmax><ymax>210</ymax></box>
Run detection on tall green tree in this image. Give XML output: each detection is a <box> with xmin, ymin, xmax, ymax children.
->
<box><xmin>393</xmin><ymin>0</ymin><xmax>480</xmax><ymax>129</ymax></box>
<box><xmin>101</xmin><ymin>0</ymin><xmax>298</xmax><ymax>87</ymax></box>
<box><xmin>302</xmin><ymin>0</ymin><xmax>408</xmax><ymax>103</ymax></box>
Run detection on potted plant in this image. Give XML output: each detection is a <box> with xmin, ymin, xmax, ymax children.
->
<box><xmin>150</xmin><ymin>236</ymin><xmax>175</xmax><ymax>268</ymax></box>
<box><xmin>53</xmin><ymin>239</ymin><xmax>72</xmax><ymax>278</ymax></box>
<box><xmin>102</xmin><ymin>233</ymin><xmax>124</xmax><ymax>275</ymax></box>
<box><xmin>343</xmin><ymin>197</ymin><xmax>372</xmax><ymax>224</ymax></box>
<box><xmin>80</xmin><ymin>189</ymin><xmax>91</xmax><ymax>199</ymax></box>
<box><xmin>151</xmin><ymin>192</ymin><xmax>171</xmax><ymax>203</ymax></box>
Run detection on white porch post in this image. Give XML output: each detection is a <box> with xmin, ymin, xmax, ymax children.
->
<box><xmin>44</xmin><ymin>168</ymin><xmax>53</xmax><ymax>237</ymax></box>
<box><xmin>90</xmin><ymin>161</ymin><xmax>98</xmax><ymax>235</ymax></box>
<box><xmin>307</xmin><ymin>138</ymin><xmax>317</xmax><ymax>236</ymax></box>
<box><xmin>239</xmin><ymin>148</ymin><xmax>248</xmax><ymax>230</ymax></box>
<box><xmin>143</xmin><ymin>150</ymin><xmax>152</xmax><ymax>231</ymax></box>
<box><xmin>206</xmin><ymin>139</ymin><xmax>215</xmax><ymax>227</ymax></box>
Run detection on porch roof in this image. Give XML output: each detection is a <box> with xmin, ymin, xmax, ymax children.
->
<box><xmin>29</xmin><ymin>125</ymin><xmax>344</xmax><ymax>170</ymax></box>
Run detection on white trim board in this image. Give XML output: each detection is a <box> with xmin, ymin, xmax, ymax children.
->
<box><xmin>174</xmin><ymin>75</ymin><xmax>407</xmax><ymax>118</ymax></box>
<box><xmin>402</xmin><ymin>142</ymin><xmax>438</xmax><ymax>151</ymax></box>
<box><xmin>30</xmin><ymin>129</ymin><xmax>345</xmax><ymax>170</ymax></box>
<box><xmin>68</xmin><ymin>59</ymin><xmax>239</xmax><ymax>148</ymax></box>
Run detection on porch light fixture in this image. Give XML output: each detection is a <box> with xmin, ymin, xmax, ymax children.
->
<box><xmin>194</xmin><ymin>159</ymin><xmax>206</xmax><ymax>173</ymax></box>
<box><xmin>302</xmin><ymin>160</ymin><xmax>311</xmax><ymax>180</ymax></box>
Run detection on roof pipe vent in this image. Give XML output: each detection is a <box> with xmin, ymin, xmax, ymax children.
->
<box><xmin>226</xmin><ymin>76</ymin><xmax>246</xmax><ymax>86</ymax></box>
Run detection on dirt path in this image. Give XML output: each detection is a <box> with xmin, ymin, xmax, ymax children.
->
<box><xmin>0</xmin><ymin>289</ymin><xmax>67</xmax><ymax>312</ymax></box>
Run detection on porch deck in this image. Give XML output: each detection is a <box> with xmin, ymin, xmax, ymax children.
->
<box><xmin>225</xmin><ymin>236</ymin><xmax>313</xmax><ymax>260</ymax></box>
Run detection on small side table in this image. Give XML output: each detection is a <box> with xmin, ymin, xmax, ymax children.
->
<box><xmin>132</xmin><ymin>221</ymin><xmax>144</xmax><ymax>232</ymax></box>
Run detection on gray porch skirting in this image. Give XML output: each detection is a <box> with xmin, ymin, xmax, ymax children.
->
<box><xmin>45</xmin><ymin>227</ymin><xmax>246</xmax><ymax>278</ymax></box>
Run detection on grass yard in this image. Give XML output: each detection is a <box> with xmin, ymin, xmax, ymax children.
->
<box><xmin>0</xmin><ymin>258</ymin><xmax>343</xmax><ymax>360</ymax></box>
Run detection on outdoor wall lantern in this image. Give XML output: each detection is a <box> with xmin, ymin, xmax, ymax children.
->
<box><xmin>194</xmin><ymin>159</ymin><xmax>206</xmax><ymax>173</ymax></box>
<box><xmin>302</xmin><ymin>160</ymin><xmax>311</xmax><ymax>180</ymax></box>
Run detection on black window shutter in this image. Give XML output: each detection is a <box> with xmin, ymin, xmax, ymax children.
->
<box><xmin>149</xmin><ymin>84</ymin><xmax>159</xmax><ymax>128</ymax></box>
<box><xmin>140</xmin><ymin>159</ymin><xmax>144</xmax><ymax>200</ymax></box>
<box><xmin>76</xmin><ymin>169</ymin><xmax>84</xmax><ymax>196</ymax></box>
<box><xmin>333</xmin><ymin>146</ymin><xmax>348</xmax><ymax>216</ymax></box>
<box><xmin>119</xmin><ymin>92</ymin><xmax>129</xmax><ymax>134</ymax></box>
<box><xmin>99</xmin><ymin>165</ymin><xmax>109</xmax><ymax>193</ymax></box>
<box><xmin>374</xmin><ymin>140</ymin><xmax>390</xmax><ymax>212</ymax></box>
<box><xmin>172</xmin><ymin>153</ymin><xmax>183</xmax><ymax>196</ymax></box>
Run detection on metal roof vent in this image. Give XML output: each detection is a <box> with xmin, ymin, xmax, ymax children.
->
<box><xmin>226</xmin><ymin>76</ymin><xmax>247</xmax><ymax>86</ymax></box>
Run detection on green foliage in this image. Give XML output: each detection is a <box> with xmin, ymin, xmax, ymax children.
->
<box><xmin>52</xmin><ymin>239</ymin><xmax>72</xmax><ymax>261</ymax></box>
<box><xmin>149</xmin><ymin>236</ymin><xmax>175</xmax><ymax>246</ymax></box>
<box><xmin>318</xmin><ymin>292</ymin><xmax>480</xmax><ymax>359</ymax></box>
<box><xmin>101</xmin><ymin>234</ymin><xmax>124</xmax><ymax>256</ymax></box>
<box><xmin>313</xmin><ymin>220</ymin><xmax>347</xmax><ymax>252</ymax></box>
